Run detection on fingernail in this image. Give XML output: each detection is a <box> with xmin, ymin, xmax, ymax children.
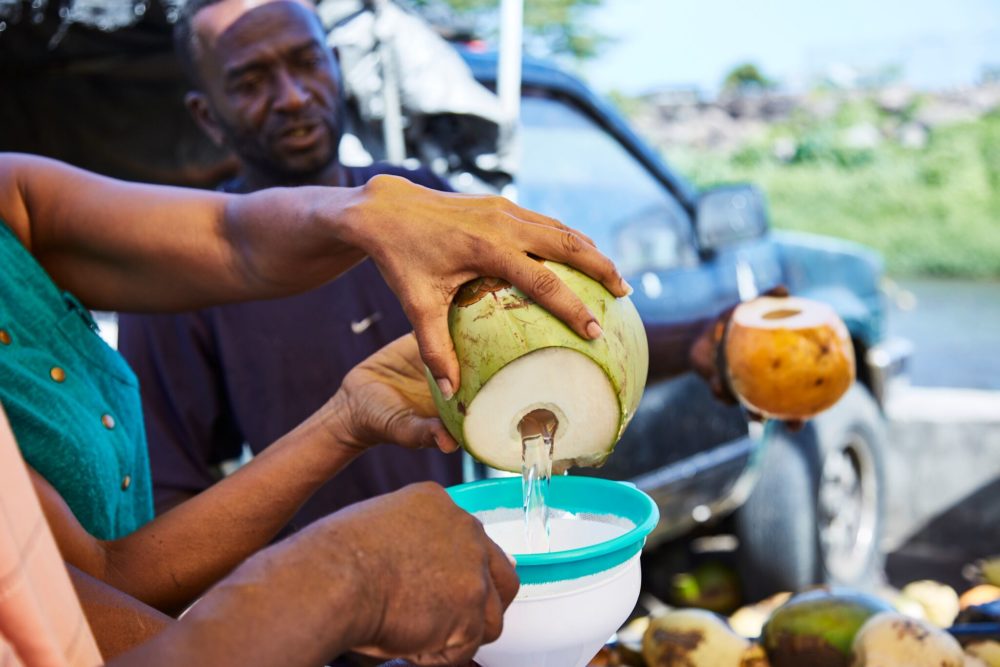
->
<box><xmin>436</xmin><ymin>377</ymin><xmax>454</xmax><ymax>400</ymax></box>
<box><xmin>586</xmin><ymin>320</ymin><xmax>603</xmax><ymax>339</ymax></box>
<box><xmin>506</xmin><ymin>552</ymin><xmax>517</xmax><ymax>567</ymax></box>
<box><xmin>621</xmin><ymin>279</ymin><xmax>634</xmax><ymax>296</ymax></box>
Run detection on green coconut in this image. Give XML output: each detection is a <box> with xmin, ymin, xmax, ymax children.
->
<box><xmin>428</xmin><ymin>261</ymin><xmax>648</xmax><ymax>472</ymax></box>
<box><xmin>762</xmin><ymin>588</ymin><xmax>893</xmax><ymax>667</ymax></box>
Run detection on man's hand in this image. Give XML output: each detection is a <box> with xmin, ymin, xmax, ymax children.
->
<box><xmin>118</xmin><ymin>483</ymin><xmax>518</xmax><ymax>667</ymax></box>
<box><xmin>317</xmin><ymin>483</ymin><xmax>518</xmax><ymax>665</ymax></box>
<box><xmin>689</xmin><ymin>286</ymin><xmax>804</xmax><ymax>430</ymax></box>
<box><xmin>346</xmin><ymin>175</ymin><xmax>630</xmax><ymax>399</ymax></box>
<box><xmin>330</xmin><ymin>334</ymin><xmax>458</xmax><ymax>453</ymax></box>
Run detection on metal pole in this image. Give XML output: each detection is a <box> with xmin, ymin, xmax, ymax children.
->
<box><xmin>496</xmin><ymin>0</ymin><xmax>523</xmax><ymax>201</ymax></box>
<box><xmin>373</xmin><ymin>0</ymin><xmax>407</xmax><ymax>164</ymax></box>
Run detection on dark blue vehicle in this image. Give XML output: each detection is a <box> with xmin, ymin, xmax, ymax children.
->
<box><xmin>445</xmin><ymin>50</ymin><xmax>912</xmax><ymax>598</ymax></box>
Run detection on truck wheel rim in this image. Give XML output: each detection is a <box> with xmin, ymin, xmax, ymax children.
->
<box><xmin>817</xmin><ymin>432</ymin><xmax>879</xmax><ymax>582</ymax></box>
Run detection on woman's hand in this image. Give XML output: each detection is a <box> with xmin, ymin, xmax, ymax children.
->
<box><xmin>344</xmin><ymin>175</ymin><xmax>630</xmax><ymax>400</ymax></box>
<box><xmin>329</xmin><ymin>333</ymin><xmax>459</xmax><ymax>453</ymax></box>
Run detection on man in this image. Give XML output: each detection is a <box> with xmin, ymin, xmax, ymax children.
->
<box><xmin>118</xmin><ymin>0</ymin><xmax>479</xmax><ymax>525</ymax></box>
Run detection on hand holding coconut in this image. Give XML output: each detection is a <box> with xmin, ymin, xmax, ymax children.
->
<box><xmin>693</xmin><ymin>288</ymin><xmax>855</xmax><ymax>422</ymax></box>
<box><xmin>349</xmin><ymin>175</ymin><xmax>630</xmax><ymax>401</ymax></box>
<box><xmin>321</xmin><ymin>333</ymin><xmax>459</xmax><ymax>454</ymax></box>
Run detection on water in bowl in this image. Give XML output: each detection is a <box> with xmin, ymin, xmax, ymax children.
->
<box><xmin>483</xmin><ymin>511</ymin><xmax>631</xmax><ymax>554</ymax></box>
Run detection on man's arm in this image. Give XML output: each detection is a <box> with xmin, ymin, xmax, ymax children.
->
<box><xmin>0</xmin><ymin>152</ymin><xmax>628</xmax><ymax>391</ymax></box>
<box><xmin>107</xmin><ymin>483</ymin><xmax>518</xmax><ymax>667</ymax></box>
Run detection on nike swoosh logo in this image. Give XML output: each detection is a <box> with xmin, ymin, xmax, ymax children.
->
<box><xmin>350</xmin><ymin>312</ymin><xmax>382</xmax><ymax>334</ymax></box>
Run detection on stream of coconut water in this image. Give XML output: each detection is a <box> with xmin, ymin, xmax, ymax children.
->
<box><xmin>519</xmin><ymin>409</ymin><xmax>558</xmax><ymax>553</ymax></box>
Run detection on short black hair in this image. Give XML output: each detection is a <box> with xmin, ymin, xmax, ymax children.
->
<box><xmin>173</xmin><ymin>0</ymin><xmax>229</xmax><ymax>88</ymax></box>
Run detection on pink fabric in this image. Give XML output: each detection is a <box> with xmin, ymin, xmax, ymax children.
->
<box><xmin>0</xmin><ymin>404</ymin><xmax>102</xmax><ymax>667</ymax></box>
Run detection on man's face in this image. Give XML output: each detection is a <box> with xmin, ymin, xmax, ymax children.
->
<box><xmin>191</xmin><ymin>0</ymin><xmax>343</xmax><ymax>180</ymax></box>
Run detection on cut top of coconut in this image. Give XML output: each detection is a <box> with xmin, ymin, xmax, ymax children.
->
<box><xmin>462</xmin><ymin>346</ymin><xmax>620</xmax><ymax>472</ymax></box>
<box><xmin>731</xmin><ymin>296</ymin><xmax>846</xmax><ymax>334</ymax></box>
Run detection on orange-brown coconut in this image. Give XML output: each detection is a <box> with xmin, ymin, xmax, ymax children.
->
<box><xmin>724</xmin><ymin>296</ymin><xmax>855</xmax><ymax>420</ymax></box>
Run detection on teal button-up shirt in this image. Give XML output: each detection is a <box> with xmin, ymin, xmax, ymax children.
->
<box><xmin>0</xmin><ymin>221</ymin><xmax>152</xmax><ymax>539</ymax></box>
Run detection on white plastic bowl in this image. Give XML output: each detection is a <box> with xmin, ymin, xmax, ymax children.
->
<box><xmin>447</xmin><ymin>476</ymin><xmax>658</xmax><ymax>667</ymax></box>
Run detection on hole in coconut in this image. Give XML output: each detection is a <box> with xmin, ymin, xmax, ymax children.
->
<box><xmin>762</xmin><ymin>308</ymin><xmax>802</xmax><ymax>320</ymax></box>
<box><xmin>462</xmin><ymin>347</ymin><xmax>619</xmax><ymax>472</ymax></box>
<box><xmin>518</xmin><ymin>409</ymin><xmax>559</xmax><ymax>440</ymax></box>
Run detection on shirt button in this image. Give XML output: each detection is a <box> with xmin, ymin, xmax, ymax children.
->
<box><xmin>50</xmin><ymin>367</ymin><xmax>66</xmax><ymax>383</ymax></box>
<box><xmin>121</xmin><ymin>475</ymin><xmax>131</xmax><ymax>491</ymax></box>
<box><xmin>0</xmin><ymin>329</ymin><xmax>10</xmax><ymax>345</ymax></box>
<box><xmin>101</xmin><ymin>413</ymin><xmax>116</xmax><ymax>430</ymax></box>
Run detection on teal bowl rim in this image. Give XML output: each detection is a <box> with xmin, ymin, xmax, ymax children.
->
<box><xmin>447</xmin><ymin>476</ymin><xmax>659</xmax><ymax>584</ymax></box>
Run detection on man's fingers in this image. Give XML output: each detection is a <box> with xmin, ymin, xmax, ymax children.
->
<box><xmin>763</xmin><ymin>284</ymin><xmax>790</xmax><ymax>298</ymax></box>
<box><xmin>504</xmin><ymin>202</ymin><xmax>597</xmax><ymax>247</ymax></box>
<box><xmin>392</xmin><ymin>416</ymin><xmax>458</xmax><ymax>453</ymax></box>
<box><xmin>431</xmin><ymin>422</ymin><xmax>460</xmax><ymax>453</ymax></box>
<box><xmin>409</xmin><ymin>308</ymin><xmax>460</xmax><ymax>398</ymax></box>
<box><xmin>514</xmin><ymin>222</ymin><xmax>628</xmax><ymax>298</ymax></box>
<box><xmin>414</xmin><ymin>615</ymin><xmax>483</xmax><ymax>666</ymax></box>
<box><xmin>504</xmin><ymin>258</ymin><xmax>604</xmax><ymax>341</ymax></box>
<box><xmin>486</xmin><ymin>538</ymin><xmax>520</xmax><ymax>610</ymax></box>
<box><xmin>480</xmin><ymin>585</ymin><xmax>505</xmax><ymax>647</ymax></box>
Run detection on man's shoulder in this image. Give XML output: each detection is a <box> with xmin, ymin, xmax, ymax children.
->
<box><xmin>353</xmin><ymin>163</ymin><xmax>452</xmax><ymax>192</ymax></box>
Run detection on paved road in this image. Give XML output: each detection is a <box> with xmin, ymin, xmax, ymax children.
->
<box><xmin>882</xmin><ymin>279</ymin><xmax>1000</xmax><ymax>589</ymax></box>
<box><xmin>887</xmin><ymin>278</ymin><xmax>1000</xmax><ymax>390</ymax></box>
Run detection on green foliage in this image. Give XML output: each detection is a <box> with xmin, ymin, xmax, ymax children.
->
<box><xmin>407</xmin><ymin>0</ymin><xmax>608</xmax><ymax>60</ymax></box>
<box><xmin>722</xmin><ymin>62</ymin><xmax>775</xmax><ymax>93</ymax></box>
<box><xmin>606</xmin><ymin>89</ymin><xmax>644</xmax><ymax>118</ymax></box>
<box><xmin>672</xmin><ymin>112</ymin><xmax>1000</xmax><ymax>278</ymax></box>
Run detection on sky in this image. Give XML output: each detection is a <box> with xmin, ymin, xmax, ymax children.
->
<box><xmin>579</xmin><ymin>0</ymin><xmax>1000</xmax><ymax>95</ymax></box>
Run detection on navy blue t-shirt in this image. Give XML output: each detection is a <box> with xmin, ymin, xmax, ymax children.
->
<box><xmin>118</xmin><ymin>165</ymin><xmax>463</xmax><ymax>532</ymax></box>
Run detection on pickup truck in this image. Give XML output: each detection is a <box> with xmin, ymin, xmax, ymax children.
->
<box><xmin>438</xmin><ymin>49</ymin><xmax>912</xmax><ymax>600</ymax></box>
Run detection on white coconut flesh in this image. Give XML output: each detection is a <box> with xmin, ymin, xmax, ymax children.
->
<box><xmin>731</xmin><ymin>296</ymin><xmax>839</xmax><ymax>330</ymax></box>
<box><xmin>462</xmin><ymin>346</ymin><xmax>620</xmax><ymax>472</ymax></box>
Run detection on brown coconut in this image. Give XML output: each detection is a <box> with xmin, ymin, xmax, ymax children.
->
<box><xmin>850</xmin><ymin>612</ymin><xmax>965</xmax><ymax>667</ymax></box>
<box><xmin>643</xmin><ymin>608</ymin><xmax>763</xmax><ymax>667</ymax></box>
<box><xmin>724</xmin><ymin>296</ymin><xmax>855</xmax><ymax>420</ymax></box>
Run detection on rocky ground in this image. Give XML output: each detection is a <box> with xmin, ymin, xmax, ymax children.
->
<box><xmin>626</xmin><ymin>81</ymin><xmax>1000</xmax><ymax>157</ymax></box>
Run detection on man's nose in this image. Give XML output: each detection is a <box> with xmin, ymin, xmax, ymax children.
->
<box><xmin>273</xmin><ymin>69</ymin><xmax>311</xmax><ymax>111</ymax></box>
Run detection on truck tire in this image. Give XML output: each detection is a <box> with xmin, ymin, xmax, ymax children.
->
<box><xmin>735</xmin><ymin>384</ymin><xmax>887</xmax><ymax>601</ymax></box>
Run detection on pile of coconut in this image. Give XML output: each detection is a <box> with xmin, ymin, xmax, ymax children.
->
<box><xmin>589</xmin><ymin>582</ymin><xmax>1000</xmax><ymax>667</ymax></box>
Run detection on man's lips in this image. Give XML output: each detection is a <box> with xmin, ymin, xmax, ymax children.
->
<box><xmin>276</xmin><ymin>122</ymin><xmax>325</xmax><ymax>150</ymax></box>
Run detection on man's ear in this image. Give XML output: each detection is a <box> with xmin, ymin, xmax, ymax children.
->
<box><xmin>185</xmin><ymin>91</ymin><xmax>226</xmax><ymax>148</ymax></box>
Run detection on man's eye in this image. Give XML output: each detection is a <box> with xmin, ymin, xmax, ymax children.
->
<box><xmin>234</xmin><ymin>74</ymin><xmax>263</xmax><ymax>93</ymax></box>
<box><xmin>298</xmin><ymin>50</ymin><xmax>324</xmax><ymax>68</ymax></box>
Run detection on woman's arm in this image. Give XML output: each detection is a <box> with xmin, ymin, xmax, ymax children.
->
<box><xmin>33</xmin><ymin>406</ymin><xmax>358</xmax><ymax>615</ymax></box>
<box><xmin>67</xmin><ymin>565</ymin><xmax>173</xmax><ymax>660</ymax></box>
<box><xmin>0</xmin><ymin>152</ymin><xmax>627</xmax><ymax>389</ymax></box>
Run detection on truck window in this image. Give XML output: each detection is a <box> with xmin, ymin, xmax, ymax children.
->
<box><xmin>517</xmin><ymin>94</ymin><xmax>697</xmax><ymax>275</ymax></box>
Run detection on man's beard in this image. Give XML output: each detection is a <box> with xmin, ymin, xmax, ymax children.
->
<box><xmin>227</xmin><ymin>117</ymin><xmax>343</xmax><ymax>185</ymax></box>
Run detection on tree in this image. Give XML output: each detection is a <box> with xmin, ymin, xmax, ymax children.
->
<box><xmin>403</xmin><ymin>0</ymin><xmax>609</xmax><ymax>61</ymax></box>
<box><xmin>723</xmin><ymin>63</ymin><xmax>775</xmax><ymax>93</ymax></box>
